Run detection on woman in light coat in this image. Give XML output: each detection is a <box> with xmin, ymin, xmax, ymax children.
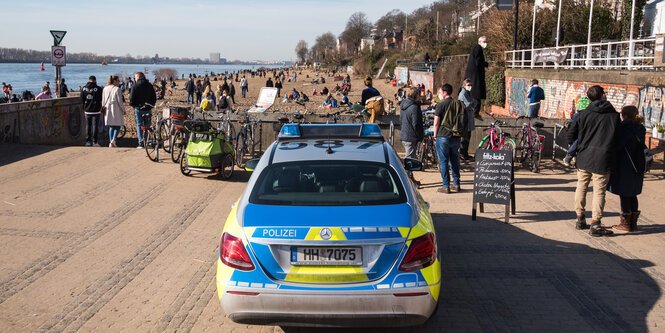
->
<box><xmin>102</xmin><ymin>75</ymin><xmax>125</xmax><ymax>147</ymax></box>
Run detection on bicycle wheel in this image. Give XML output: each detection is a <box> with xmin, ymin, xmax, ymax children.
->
<box><xmin>219</xmin><ymin>153</ymin><xmax>234</xmax><ymax>179</ymax></box>
<box><xmin>501</xmin><ymin>138</ymin><xmax>516</xmax><ymax>153</ymax></box>
<box><xmin>429</xmin><ymin>142</ymin><xmax>440</xmax><ymax>170</ymax></box>
<box><xmin>234</xmin><ymin>132</ymin><xmax>247</xmax><ymax>168</ymax></box>
<box><xmin>479</xmin><ymin>135</ymin><xmax>493</xmax><ymax>150</ymax></box>
<box><xmin>415</xmin><ymin>141</ymin><xmax>428</xmax><ymax>169</ymax></box>
<box><xmin>180</xmin><ymin>153</ymin><xmax>191</xmax><ymax>176</ymax></box>
<box><xmin>144</xmin><ymin>129</ymin><xmax>159</xmax><ymax>162</ymax></box>
<box><xmin>518</xmin><ymin>135</ymin><xmax>528</xmax><ymax>164</ymax></box>
<box><xmin>531</xmin><ymin>141</ymin><xmax>542</xmax><ymax>173</ymax></box>
<box><xmin>171</xmin><ymin>130</ymin><xmax>186</xmax><ymax>163</ymax></box>
<box><xmin>118</xmin><ymin>125</ymin><xmax>127</xmax><ymax>138</ymax></box>
<box><xmin>159</xmin><ymin>121</ymin><xmax>171</xmax><ymax>153</ymax></box>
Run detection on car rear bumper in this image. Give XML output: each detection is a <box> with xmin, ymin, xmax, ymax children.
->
<box><xmin>221</xmin><ymin>287</ymin><xmax>438</xmax><ymax>327</ymax></box>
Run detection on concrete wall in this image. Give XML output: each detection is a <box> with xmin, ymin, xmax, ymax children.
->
<box><xmin>502</xmin><ymin>69</ymin><xmax>665</xmax><ymax>127</ymax></box>
<box><xmin>0</xmin><ymin>97</ymin><xmax>86</xmax><ymax>145</ymax></box>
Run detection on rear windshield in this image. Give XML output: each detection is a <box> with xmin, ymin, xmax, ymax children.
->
<box><xmin>249</xmin><ymin>161</ymin><xmax>406</xmax><ymax>206</ymax></box>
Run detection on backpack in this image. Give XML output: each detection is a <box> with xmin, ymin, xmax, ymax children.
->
<box><xmin>219</xmin><ymin>96</ymin><xmax>229</xmax><ymax>109</ymax></box>
<box><xmin>440</xmin><ymin>99</ymin><xmax>468</xmax><ymax>137</ymax></box>
<box><xmin>201</xmin><ymin>98</ymin><xmax>210</xmax><ymax>111</ymax></box>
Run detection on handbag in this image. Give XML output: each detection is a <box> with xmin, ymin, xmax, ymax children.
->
<box><xmin>625</xmin><ymin>134</ymin><xmax>652</xmax><ymax>174</ymax></box>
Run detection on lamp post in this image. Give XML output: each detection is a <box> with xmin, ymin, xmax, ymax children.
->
<box><xmin>586</xmin><ymin>0</ymin><xmax>595</xmax><ymax>69</ymax></box>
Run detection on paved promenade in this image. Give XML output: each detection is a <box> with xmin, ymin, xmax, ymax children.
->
<box><xmin>0</xmin><ymin>144</ymin><xmax>664</xmax><ymax>332</ymax></box>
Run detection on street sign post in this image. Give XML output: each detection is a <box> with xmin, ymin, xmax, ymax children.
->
<box><xmin>50</xmin><ymin>30</ymin><xmax>67</xmax><ymax>98</ymax></box>
<box><xmin>51</xmin><ymin>46</ymin><xmax>66</xmax><ymax>66</ymax></box>
<box><xmin>50</xmin><ymin>30</ymin><xmax>67</xmax><ymax>46</ymax></box>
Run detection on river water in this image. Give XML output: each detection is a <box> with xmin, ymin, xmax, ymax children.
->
<box><xmin>0</xmin><ymin>63</ymin><xmax>272</xmax><ymax>95</ymax></box>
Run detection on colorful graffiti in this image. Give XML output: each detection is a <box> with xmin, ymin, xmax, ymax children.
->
<box><xmin>409</xmin><ymin>71</ymin><xmax>435</xmax><ymax>91</ymax></box>
<box><xmin>639</xmin><ymin>86</ymin><xmax>664</xmax><ymax>127</ymax></box>
<box><xmin>23</xmin><ymin>108</ymin><xmax>67</xmax><ymax>139</ymax></box>
<box><xmin>506</xmin><ymin>76</ymin><xmax>660</xmax><ymax>122</ymax></box>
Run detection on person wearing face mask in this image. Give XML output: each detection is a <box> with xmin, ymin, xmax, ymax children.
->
<box><xmin>465</xmin><ymin>36</ymin><xmax>489</xmax><ymax>119</ymax></box>
<box><xmin>457</xmin><ymin>79</ymin><xmax>477</xmax><ymax>160</ymax></box>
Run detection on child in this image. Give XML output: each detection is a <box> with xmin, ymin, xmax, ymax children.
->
<box><xmin>563</xmin><ymin>96</ymin><xmax>591</xmax><ymax>166</ymax></box>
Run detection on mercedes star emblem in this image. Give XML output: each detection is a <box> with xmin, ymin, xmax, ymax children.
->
<box><xmin>320</xmin><ymin>228</ymin><xmax>332</xmax><ymax>240</ymax></box>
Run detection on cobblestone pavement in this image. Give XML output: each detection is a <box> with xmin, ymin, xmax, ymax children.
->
<box><xmin>1</xmin><ymin>145</ymin><xmax>664</xmax><ymax>332</ymax></box>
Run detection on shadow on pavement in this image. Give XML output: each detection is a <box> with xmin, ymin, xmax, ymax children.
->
<box><xmin>0</xmin><ymin>144</ymin><xmax>65</xmax><ymax>167</ymax></box>
<box><xmin>285</xmin><ymin>213</ymin><xmax>659</xmax><ymax>333</ymax></box>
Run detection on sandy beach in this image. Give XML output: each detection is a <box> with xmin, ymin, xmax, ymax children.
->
<box><xmin>120</xmin><ymin>68</ymin><xmax>402</xmax><ymax>136</ymax></box>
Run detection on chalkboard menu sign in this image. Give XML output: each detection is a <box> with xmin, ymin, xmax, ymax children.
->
<box><xmin>472</xmin><ymin>149</ymin><xmax>516</xmax><ymax>223</ymax></box>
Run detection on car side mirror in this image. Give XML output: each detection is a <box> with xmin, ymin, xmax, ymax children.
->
<box><xmin>244</xmin><ymin>158</ymin><xmax>260</xmax><ymax>172</ymax></box>
<box><xmin>403</xmin><ymin>158</ymin><xmax>422</xmax><ymax>171</ymax></box>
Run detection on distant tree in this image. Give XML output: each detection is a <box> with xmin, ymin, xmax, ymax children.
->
<box><xmin>341</xmin><ymin>12</ymin><xmax>372</xmax><ymax>54</ymax></box>
<box><xmin>312</xmin><ymin>32</ymin><xmax>337</xmax><ymax>61</ymax></box>
<box><xmin>375</xmin><ymin>9</ymin><xmax>407</xmax><ymax>35</ymax></box>
<box><xmin>295</xmin><ymin>40</ymin><xmax>309</xmax><ymax>63</ymax></box>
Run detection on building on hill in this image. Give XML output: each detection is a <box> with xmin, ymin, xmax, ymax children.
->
<box><xmin>383</xmin><ymin>30</ymin><xmax>404</xmax><ymax>50</ymax></box>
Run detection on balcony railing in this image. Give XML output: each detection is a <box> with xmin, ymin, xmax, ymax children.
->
<box><xmin>504</xmin><ymin>38</ymin><xmax>657</xmax><ymax>70</ymax></box>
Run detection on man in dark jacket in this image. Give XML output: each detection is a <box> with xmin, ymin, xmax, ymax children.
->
<box><xmin>81</xmin><ymin>76</ymin><xmax>102</xmax><ymax>147</ymax></box>
<box><xmin>130</xmin><ymin>72</ymin><xmax>157</xmax><ymax>148</ymax></box>
<box><xmin>184</xmin><ymin>77</ymin><xmax>195</xmax><ymax>104</ymax></box>
<box><xmin>266</xmin><ymin>78</ymin><xmax>274</xmax><ymax>88</ymax></box>
<box><xmin>400</xmin><ymin>87</ymin><xmax>424</xmax><ymax>187</ymax></box>
<box><xmin>567</xmin><ymin>85</ymin><xmax>620</xmax><ymax>237</ymax></box>
<box><xmin>464</xmin><ymin>36</ymin><xmax>488</xmax><ymax>118</ymax></box>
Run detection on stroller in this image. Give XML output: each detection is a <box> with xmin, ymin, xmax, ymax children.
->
<box><xmin>179</xmin><ymin>119</ymin><xmax>235</xmax><ymax>179</ymax></box>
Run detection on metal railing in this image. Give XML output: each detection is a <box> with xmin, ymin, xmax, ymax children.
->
<box><xmin>504</xmin><ymin>38</ymin><xmax>657</xmax><ymax>70</ymax></box>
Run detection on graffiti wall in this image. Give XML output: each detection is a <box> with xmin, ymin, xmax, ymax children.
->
<box><xmin>409</xmin><ymin>71</ymin><xmax>435</xmax><ymax>91</ymax></box>
<box><xmin>505</xmin><ymin>75</ymin><xmax>662</xmax><ymax>126</ymax></box>
<box><xmin>395</xmin><ymin>67</ymin><xmax>409</xmax><ymax>85</ymax></box>
<box><xmin>0</xmin><ymin>97</ymin><xmax>85</xmax><ymax>145</ymax></box>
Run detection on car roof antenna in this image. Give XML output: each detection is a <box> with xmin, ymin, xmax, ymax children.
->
<box><xmin>326</xmin><ymin>134</ymin><xmax>333</xmax><ymax>154</ymax></box>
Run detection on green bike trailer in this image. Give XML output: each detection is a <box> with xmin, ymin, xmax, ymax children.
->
<box><xmin>180</xmin><ymin>121</ymin><xmax>235</xmax><ymax>179</ymax></box>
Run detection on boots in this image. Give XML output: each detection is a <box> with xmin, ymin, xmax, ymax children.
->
<box><xmin>590</xmin><ymin>221</ymin><xmax>614</xmax><ymax>237</ymax></box>
<box><xmin>630</xmin><ymin>211</ymin><xmax>640</xmax><ymax>232</ymax></box>
<box><xmin>612</xmin><ymin>213</ymin><xmax>632</xmax><ymax>233</ymax></box>
<box><xmin>575</xmin><ymin>215</ymin><xmax>588</xmax><ymax>230</ymax></box>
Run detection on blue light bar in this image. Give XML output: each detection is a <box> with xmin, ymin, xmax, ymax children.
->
<box><xmin>279</xmin><ymin>124</ymin><xmax>301</xmax><ymax>138</ymax></box>
<box><xmin>360</xmin><ymin>123</ymin><xmax>383</xmax><ymax>138</ymax></box>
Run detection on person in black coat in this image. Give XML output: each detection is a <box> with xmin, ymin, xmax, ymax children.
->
<box><xmin>567</xmin><ymin>85</ymin><xmax>621</xmax><ymax>236</ymax></box>
<box><xmin>400</xmin><ymin>87</ymin><xmax>424</xmax><ymax>187</ymax></box>
<box><xmin>464</xmin><ymin>36</ymin><xmax>488</xmax><ymax>117</ymax></box>
<box><xmin>608</xmin><ymin>105</ymin><xmax>645</xmax><ymax>232</ymax></box>
<box><xmin>129</xmin><ymin>72</ymin><xmax>157</xmax><ymax>148</ymax></box>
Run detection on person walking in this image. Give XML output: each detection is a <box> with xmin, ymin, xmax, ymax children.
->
<box><xmin>240</xmin><ymin>76</ymin><xmax>248</xmax><ymax>98</ymax></box>
<box><xmin>81</xmin><ymin>76</ymin><xmax>103</xmax><ymax>147</ymax></box>
<box><xmin>608</xmin><ymin>105</ymin><xmax>646</xmax><ymax>232</ymax></box>
<box><xmin>58</xmin><ymin>78</ymin><xmax>69</xmax><ymax>97</ymax></box>
<box><xmin>567</xmin><ymin>85</ymin><xmax>620</xmax><ymax>237</ymax></box>
<box><xmin>457</xmin><ymin>78</ymin><xmax>477</xmax><ymax>160</ymax></box>
<box><xmin>185</xmin><ymin>77</ymin><xmax>195</xmax><ymax>104</ymax></box>
<box><xmin>433</xmin><ymin>83</ymin><xmax>466</xmax><ymax>193</ymax></box>
<box><xmin>527</xmin><ymin>79</ymin><xmax>545</xmax><ymax>118</ymax></box>
<box><xmin>229</xmin><ymin>82</ymin><xmax>236</xmax><ymax>104</ymax></box>
<box><xmin>266</xmin><ymin>77</ymin><xmax>274</xmax><ymax>88</ymax></box>
<box><xmin>195</xmin><ymin>80</ymin><xmax>203</xmax><ymax>105</ymax></box>
<box><xmin>464</xmin><ymin>36</ymin><xmax>489</xmax><ymax>118</ymax></box>
<box><xmin>400</xmin><ymin>87</ymin><xmax>424</xmax><ymax>188</ymax></box>
<box><xmin>275</xmin><ymin>78</ymin><xmax>283</xmax><ymax>98</ymax></box>
<box><xmin>102</xmin><ymin>75</ymin><xmax>125</xmax><ymax>147</ymax></box>
<box><xmin>129</xmin><ymin>72</ymin><xmax>157</xmax><ymax>149</ymax></box>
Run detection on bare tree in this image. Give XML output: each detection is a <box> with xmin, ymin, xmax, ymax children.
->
<box><xmin>312</xmin><ymin>32</ymin><xmax>337</xmax><ymax>61</ymax></box>
<box><xmin>375</xmin><ymin>9</ymin><xmax>407</xmax><ymax>34</ymax></box>
<box><xmin>295</xmin><ymin>40</ymin><xmax>309</xmax><ymax>63</ymax></box>
<box><xmin>341</xmin><ymin>12</ymin><xmax>372</xmax><ymax>54</ymax></box>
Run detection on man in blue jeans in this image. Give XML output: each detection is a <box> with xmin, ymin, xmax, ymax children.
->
<box><xmin>433</xmin><ymin>83</ymin><xmax>461</xmax><ymax>193</ymax></box>
<box><xmin>527</xmin><ymin>79</ymin><xmax>545</xmax><ymax>118</ymax></box>
<box><xmin>129</xmin><ymin>72</ymin><xmax>157</xmax><ymax>148</ymax></box>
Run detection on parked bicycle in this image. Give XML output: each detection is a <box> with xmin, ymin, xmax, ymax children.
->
<box><xmin>478</xmin><ymin>112</ymin><xmax>516</xmax><ymax>153</ymax></box>
<box><xmin>142</xmin><ymin>102</ymin><xmax>169</xmax><ymax>162</ymax></box>
<box><xmin>514</xmin><ymin>115</ymin><xmax>547</xmax><ymax>173</ymax></box>
<box><xmin>234</xmin><ymin>115</ymin><xmax>263</xmax><ymax>168</ymax></box>
<box><xmin>416</xmin><ymin>109</ymin><xmax>439</xmax><ymax>170</ymax></box>
<box><xmin>168</xmin><ymin>106</ymin><xmax>193</xmax><ymax>163</ymax></box>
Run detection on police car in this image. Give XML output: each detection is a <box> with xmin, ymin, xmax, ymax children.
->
<box><xmin>216</xmin><ymin>123</ymin><xmax>440</xmax><ymax>327</ymax></box>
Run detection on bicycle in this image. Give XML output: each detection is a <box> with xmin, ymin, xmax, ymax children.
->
<box><xmin>169</xmin><ymin>106</ymin><xmax>193</xmax><ymax>163</ymax></box>
<box><xmin>142</xmin><ymin>102</ymin><xmax>169</xmax><ymax>162</ymax></box>
<box><xmin>514</xmin><ymin>115</ymin><xmax>547</xmax><ymax>173</ymax></box>
<box><xmin>234</xmin><ymin>115</ymin><xmax>263</xmax><ymax>168</ymax></box>
<box><xmin>478</xmin><ymin>112</ymin><xmax>516</xmax><ymax>153</ymax></box>
<box><xmin>416</xmin><ymin>109</ymin><xmax>439</xmax><ymax>170</ymax></box>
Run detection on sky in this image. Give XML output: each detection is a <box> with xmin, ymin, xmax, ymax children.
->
<box><xmin>1</xmin><ymin>0</ymin><xmax>433</xmax><ymax>62</ymax></box>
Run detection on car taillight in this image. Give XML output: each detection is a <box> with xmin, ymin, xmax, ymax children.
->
<box><xmin>398</xmin><ymin>233</ymin><xmax>437</xmax><ymax>272</ymax></box>
<box><xmin>220</xmin><ymin>232</ymin><xmax>255</xmax><ymax>271</ymax></box>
